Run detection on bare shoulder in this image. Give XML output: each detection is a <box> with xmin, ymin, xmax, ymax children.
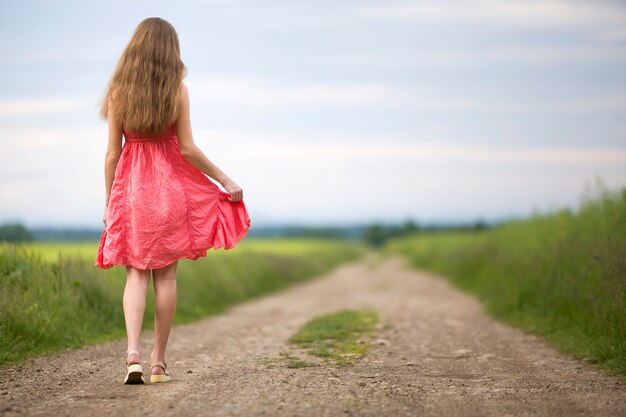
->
<box><xmin>178</xmin><ymin>82</ymin><xmax>190</xmax><ymax>109</ymax></box>
<box><xmin>180</xmin><ymin>82</ymin><xmax>189</xmax><ymax>98</ymax></box>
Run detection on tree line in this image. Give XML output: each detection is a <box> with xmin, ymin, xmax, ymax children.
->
<box><xmin>0</xmin><ymin>220</ymin><xmax>492</xmax><ymax>246</ymax></box>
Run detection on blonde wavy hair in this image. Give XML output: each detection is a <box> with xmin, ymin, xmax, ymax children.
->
<box><xmin>100</xmin><ymin>17</ymin><xmax>187</xmax><ymax>135</ymax></box>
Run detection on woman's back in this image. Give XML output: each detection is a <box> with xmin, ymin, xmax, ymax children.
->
<box><xmin>122</xmin><ymin>123</ymin><xmax>178</xmax><ymax>143</ymax></box>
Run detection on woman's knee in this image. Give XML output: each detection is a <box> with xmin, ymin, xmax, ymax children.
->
<box><xmin>126</xmin><ymin>266</ymin><xmax>151</xmax><ymax>281</ymax></box>
<box><xmin>153</xmin><ymin>261</ymin><xmax>178</xmax><ymax>282</ymax></box>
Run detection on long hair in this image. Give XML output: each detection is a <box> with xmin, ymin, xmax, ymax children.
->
<box><xmin>100</xmin><ymin>17</ymin><xmax>187</xmax><ymax>135</ymax></box>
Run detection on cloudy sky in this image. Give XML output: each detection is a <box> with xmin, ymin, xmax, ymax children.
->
<box><xmin>1</xmin><ymin>0</ymin><xmax>625</xmax><ymax>228</ymax></box>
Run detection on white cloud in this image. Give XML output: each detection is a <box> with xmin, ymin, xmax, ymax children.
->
<box><xmin>494</xmin><ymin>94</ymin><xmax>626</xmax><ymax>114</ymax></box>
<box><xmin>359</xmin><ymin>0</ymin><xmax>626</xmax><ymax>30</ymax></box>
<box><xmin>2</xmin><ymin>128</ymin><xmax>625</xmax><ymax>226</ymax></box>
<box><xmin>391</xmin><ymin>89</ymin><xmax>626</xmax><ymax>115</ymax></box>
<box><xmin>355</xmin><ymin>1</ymin><xmax>626</xmax><ymax>69</ymax></box>
<box><xmin>190</xmin><ymin>129</ymin><xmax>626</xmax><ymax>165</ymax></box>
<box><xmin>422</xmin><ymin>92</ymin><xmax>626</xmax><ymax>114</ymax></box>
<box><xmin>596</xmin><ymin>27</ymin><xmax>626</xmax><ymax>42</ymax></box>
<box><xmin>330</xmin><ymin>40</ymin><xmax>626</xmax><ymax>73</ymax></box>
<box><xmin>0</xmin><ymin>98</ymin><xmax>96</xmax><ymax>118</ymax></box>
<box><xmin>186</xmin><ymin>76</ymin><xmax>394</xmax><ymax>107</ymax></box>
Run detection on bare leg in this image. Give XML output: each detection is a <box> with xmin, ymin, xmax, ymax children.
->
<box><xmin>124</xmin><ymin>266</ymin><xmax>151</xmax><ymax>364</ymax></box>
<box><xmin>150</xmin><ymin>260</ymin><xmax>178</xmax><ymax>374</ymax></box>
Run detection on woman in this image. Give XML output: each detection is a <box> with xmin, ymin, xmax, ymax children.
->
<box><xmin>95</xmin><ymin>17</ymin><xmax>251</xmax><ymax>384</ymax></box>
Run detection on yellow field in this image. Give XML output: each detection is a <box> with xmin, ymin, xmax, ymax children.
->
<box><xmin>20</xmin><ymin>237</ymin><xmax>360</xmax><ymax>262</ymax></box>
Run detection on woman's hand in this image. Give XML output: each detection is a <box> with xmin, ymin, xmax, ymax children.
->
<box><xmin>103</xmin><ymin>203</ymin><xmax>108</xmax><ymax>226</ymax></box>
<box><xmin>221</xmin><ymin>178</ymin><xmax>243</xmax><ymax>202</ymax></box>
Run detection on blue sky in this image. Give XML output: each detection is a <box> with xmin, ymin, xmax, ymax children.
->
<box><xmin>1</xmin><ymin>0</ymin><xmax>625</xmax><ymax>228</ymax></box>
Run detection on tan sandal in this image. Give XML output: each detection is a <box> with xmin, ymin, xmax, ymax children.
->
<box><xmin>124</xmin><ymin>350</ymin><xmax>144</xmax><ymax>384</ymax></box>
<box><xmin>149</xmin><ymin>360</ymin><xmax>171</xmax><ymax>383</ymax></box>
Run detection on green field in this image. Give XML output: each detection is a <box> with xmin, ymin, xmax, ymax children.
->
<box><xmin>384</xmin><ymin>184</ymin><xmax>626</xmax><ymax>379</ymax></box>
<box><xmin>1</xmin><ymin>238</ymin><xmax>367</xmax><ymax>368</ymax></box>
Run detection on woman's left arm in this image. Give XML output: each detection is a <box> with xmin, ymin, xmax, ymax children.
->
<box><xmin>103</xmin><ymin>102</ymin><xmax>123</xmax><ymax>224</ymax></box>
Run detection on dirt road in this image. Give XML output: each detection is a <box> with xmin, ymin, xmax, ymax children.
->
<box><xmin>1</xmin><ymin>254</ymin><xmax>624</xmax><ymax>416</ymax></box>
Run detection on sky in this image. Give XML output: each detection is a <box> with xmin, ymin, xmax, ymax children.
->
<box><xmin>1</xmin><ymin>0</ymin><xmax>625</xmax><ymax>228</ymax></box>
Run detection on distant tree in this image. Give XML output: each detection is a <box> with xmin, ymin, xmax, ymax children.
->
<box><xmin>283</xmin><ymin>227</ymin><xmax>345</xmax><ymax>239</ymax></box>
<box><xmin>363</xmin><ymin>224</ymin><xmax>388</xmax><ymax>248</ymax></box>
<box><xmin>400</xmin><ymin>219</ymin><xmax>420</xmax><ymax>235</ymax></box>
<box><xmin>472</xmin><ymin>220</ymin><xmax>488</xmax><ymax>230</ymax></box>
<box><xmin>363</xmin><ymin>219</ymin><xmax>421</xmax><ymax>248</ymax></box>
<box><xmin>0</xmin><ymin>223</ymin><xmax>34</xmax><ymax>242</ymax></box>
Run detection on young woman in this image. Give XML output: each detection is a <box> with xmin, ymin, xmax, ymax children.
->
<box><xmin>95</xmin><ymin>17</ymin><xmax>251</xmax><ymax>385</ymax></box>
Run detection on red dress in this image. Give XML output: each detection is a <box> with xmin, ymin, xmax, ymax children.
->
<box><xmin>95</xmin><ymin>123</ymin><xmax>251</xmax><ymax>270</ymax></box>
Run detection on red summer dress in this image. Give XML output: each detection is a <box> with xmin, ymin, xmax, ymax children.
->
<box><xmin>95</xmin><ymin>123</ymin><xmax>251</xmax><ymax>270</ymax></box>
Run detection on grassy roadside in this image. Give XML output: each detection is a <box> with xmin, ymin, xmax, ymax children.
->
<box><xmin>384</xmin><ymin>185</ymin><xmax>626</xmax><ymax>380</ymax></box>
<box><xmin>0</xmin><ymin>238</ymin><xmax>367</xmax><ymax>368</ymax></box>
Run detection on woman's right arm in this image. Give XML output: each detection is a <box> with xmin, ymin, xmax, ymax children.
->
<box><xmin>175</xmin><ymin>83</ymin><xmax>243</xmax><ymax>203</ymax></box>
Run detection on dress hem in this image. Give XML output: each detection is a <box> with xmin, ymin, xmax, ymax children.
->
<box><xmin>95</xmin><ymin>212</ymin><xmax>251</xmax><ymax>270</ymax></box>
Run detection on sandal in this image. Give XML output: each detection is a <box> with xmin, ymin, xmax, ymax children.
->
<box><xmin>149</xmin><ymin>360</ymin><xmax>172</xmax><ymax>383</ymax></box>
<box><xmin>124</xmin><ymin>350</ymin><xmax>144</xmax><ymax>384</ymax></box>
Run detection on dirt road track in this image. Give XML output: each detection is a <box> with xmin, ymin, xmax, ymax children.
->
<box><xmin>1</xmin><ymin>254</ymin><xmax>624</xmax><ymax>416</ymax></box>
